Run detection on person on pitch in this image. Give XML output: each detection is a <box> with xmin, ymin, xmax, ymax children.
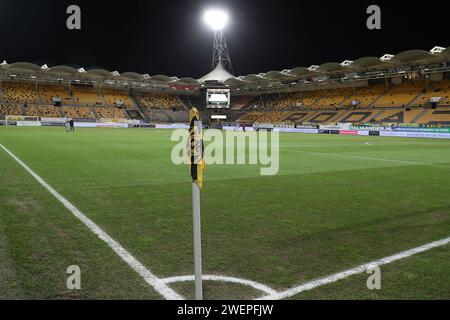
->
<box><xmin>65</xmin><ymin>118</ymin><xmax>70</xmax><ymax>132</ymax></box>
<box><xmin>69</xmin><ymin>118</ymin><xmax>75</xmax><ymax>132</ymax></box>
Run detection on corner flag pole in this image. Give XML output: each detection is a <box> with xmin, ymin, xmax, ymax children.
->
<box><xmin>189</xmin><ymin>107</ymin><xmax>205</xmax><ymax>300</ymax></box>
<box><xmin>192</xmin><ymin>181</ymin><xmax>203</xmax><ymax>300</ymax></box>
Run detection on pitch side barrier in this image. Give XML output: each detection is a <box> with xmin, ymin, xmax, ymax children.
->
<box><xmin>4</xmin><ymin>119</ymin><xmax>450</xmax><ymax>139</ymax></box>
<box><xmin>138</xmin><ymin>123</ymin><xmax>450</xmax><ymax>139</ymax></box>
<box><xmin>2</xmin><ymin>117</ymin><xmax>142</xmax><ymax>128</ymax></box>
<box><xmin>256</xmin><ymin>126</ymin><xmax>450</xmax><ymax>139</ymax></box>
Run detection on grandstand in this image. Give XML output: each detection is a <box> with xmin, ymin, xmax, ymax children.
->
<box><xmin>39</xmin><ymin>84</ymin><xmax>73</xmax><ymax>105</ymax></box>
<box><xmin>62</xmin><ymin>106</ymin><xmax>95</xmax><ymax>119</ymax></box>
<box><xmin>412</xmin><ymin>80</ymin><xmax>450</xmax><ymax>107</ymax></box>
<box><xmin>417</xmin><ymin>107</ymin><xmax>450</xmax><ymax>125</ymax></box>
<box><xmin>2</xmin><ymin>76</ymin><xmax>450</xmax><ymax>127</ymax></box>
<box><xmin>0</xmin><ymin>103</ymin><xmax>22</xmax><ymax>117</ymax></box>
<box><xmin>0</xmin><ymin>46</ymin><xmax>449</xmax><ymax>129</ymax></box>
<box><xmin>102</xmin><ymin>88</ymin><xmax>132</xmax><ymax>107</ymax></box>
<box><xmin>312</xmin><ymin>87</ymin><xmax>353</xmax><ymax>109</ymax></box>
<box><xmin>26</xmin><ymin>105</ymin><xmax>60</xmax><ymax>118</ymax></box>
<box><xmin>71</xmin><ymin>85</ymin><xmax>104</xmax><ymax>106</ymax></box>
<box><xmin>140</xmin><ymin>92</ymin><xmax>186</xmax><ymax>110</ymax></box>
<box><xmin>372</xmin><ymin>81</ymin><xmax>424</xmax><ymax>108</ymax></box>
<box><xmin>0</xmin><ymin>81</ymin><xmax>143</xmax><ymax>121</ymax></box>
<box><xmin>2</xmin><ymin>81</ymin><xmax>38</xmax><ymax>103</ymax></box>
<box><xmin>95</xmin><ymin>106</ymin><xmax>127</xmax><ymax>119</ymax></box>
<box><xmin>341</xmin><ymin>84</ymin><xmax>386</xmax><ymax>108</ymax></box>
<box><xmin>0</xmin><ymin>76</ymin><xmax>449</xmax><ymax>127</ymax></box>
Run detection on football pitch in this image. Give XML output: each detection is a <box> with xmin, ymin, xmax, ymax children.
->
<box><xmin>0</xmin><ymin>126</ymin><xmax>449</xmax><ymax>299</ymax></box>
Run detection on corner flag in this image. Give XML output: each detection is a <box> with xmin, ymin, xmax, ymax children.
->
<box><xmin>188</xmin><ymin>107</ymin><xmax>204</xmax><ymax>300</ymax></box>
<box><xmin>189</xmin><ymin>107</ymin><xmax>205</xmax><ymax>188</ymax></box>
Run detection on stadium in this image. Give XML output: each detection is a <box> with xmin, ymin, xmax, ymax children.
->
<box><xmin>2</xmin><ymin>47</ymin><xmax>450</xmax><ymax>130</ymax></box>
<box><xmin>0</xmin><ymin>1</ymin><xmax>449</xmax><ymax>305</ymax></box>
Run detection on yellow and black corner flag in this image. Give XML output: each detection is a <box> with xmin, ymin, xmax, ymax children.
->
<box><xmin>189</xmin><ymin>107</ymin><xmax>205</xmax><ymax>188</ymax></box>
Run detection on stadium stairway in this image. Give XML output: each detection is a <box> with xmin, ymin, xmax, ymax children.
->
<box><xmin>19</xmin><ymin>103</ymin><xmax>27</xmax><ymax>115</ymax></box>
<box><xmin>36</xmin><ymin>89</ymin><xmax>43</xmax><ymax>105</ymax></box>
<box><xmin>134</xmin><ymin>102</ymin><xmax>149</xmax><ymax>121</ymax></box>
<box><xmin>125</xmin><ymin>108</ymin><xmax>145</xmax><ymax>121</ymax></box>
<box><xmin>408</xmin><ymin>91</ymin><xmax>427</xmax><ymax>108</ymax></box>
<box><xmin>126</xmin><ymin>92</ymin><xmax>139</xmax><ymax>109</ymax></box>
<box><xmin>410</xmin><ymin>108</ymin><xmax>429</xmax><ymax>123</ymax></box>
<box><xmin>90</xmin><ymin>106</ymin><xmax>100</xmax><ymax>119</ymax></box>
<box><xmin>0</xmin><ymin>83</ymin><xmax>4</xmax><ymax>101</ymax></box>
<box><xmin>367</xmin><ymin>108</ymin><xmax>387</xmax><ymax>122</ymax></box>
<box><xmin>180</xmin><ymin>95</ymin><xmax>205</xmax><ymax>111</ymax></box>
<box><xmin>368</xmin><ymin>87</ymin><xmax>388</xmax><ymax>108</ymax></box>
<box><xmin>124</xmin><ymin>94</ymin><xmax>147</xmax><ymax>121</ymax></box>
<box><xmin>57</xmin><ymin>107</ymin><xmax>65</xmax><ymax>118</ymax></box>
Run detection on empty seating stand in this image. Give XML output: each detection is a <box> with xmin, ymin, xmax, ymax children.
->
<box><xmin>0</xmin><ymin>103</ymin><xmax>23</xmax><ymax>119</ymax></box>
<box><xmin>62</xmin><ymin>106</ymin><xmax>95</xmax><ymax>119</ymax></box>
<box><xmin>373</xmin><ymin>82</ymin><xmax>424</xmax><ymax>108</ymax></box>
<box><xmin>412</xmin><ymin>80</ymin><xmax>450</xmax><ymax>107</ymax></box>
<box><xmin>95</xmin><ymin>107</ymin><xmax>127</xmax><ymax>119</ymax></box>
<box><xmin>26</xmin><ymin>105</ymin><xmax>60</xmax><ymax>118</ymax></box>
<box><xmin>71</xmin><ymin>85</ymin><xmax>104</xmax><ymax>106</ymax></box>
<box><xmin>2</xmin><ymin>82</ymin><xmax>38</xmax><ymax>103</ymax></box>
<box><xmin>39</xmin><ymin>84</ymin><xmax>72</xmax><ymax>105</ymax></box>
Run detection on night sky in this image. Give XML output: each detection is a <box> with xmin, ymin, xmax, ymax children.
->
<box><xmin>0</xmin><ymin>0</ymin><xmax>448</xmax><ymax>78</ymax></box>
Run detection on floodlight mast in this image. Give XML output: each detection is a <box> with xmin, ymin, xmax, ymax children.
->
<box><xmin>204</xmin><ymin>10</ymin><xmax>234</xmax><ymax>75</ymax></box>
<box><xmin>212</xmin><ymin>31</ymin><xmax>234</xmax><ymax>75</ymax></box>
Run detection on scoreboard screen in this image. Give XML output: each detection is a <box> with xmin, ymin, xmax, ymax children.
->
<box><xmin>206</xmin><ymin>88</ymin><xmax>230</xmax><ymax>108</ymax></box>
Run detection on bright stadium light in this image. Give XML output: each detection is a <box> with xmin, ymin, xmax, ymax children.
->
<box><xmin>201</xmin><ymin>8</ymin><xmax>234</xmax><ymax>75</ymax></box>
<box><xmin>203</xmin><ymin>9</ymin><xmax>228</xmax><ymax>31</ymax></box>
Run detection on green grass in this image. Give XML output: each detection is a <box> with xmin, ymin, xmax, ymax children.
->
<box><xmin>0</xmin><ymin>126</ymin><xmax>449</xmax><ymax>299</ymax></box>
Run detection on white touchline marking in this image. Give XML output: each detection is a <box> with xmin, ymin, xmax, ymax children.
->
<box><xmin>281</xmin><ymin>148</ymin><xmax>450</xmax><ymax>168</ymax></box>
<box><xmin>258</xmin><ymin>236</ymin><xmax>450</xmax><ymax>300</ymax></box>
<box><xmin>0</xmin><ymin>144</ymin><xmax>183</xmax><ymax>300</ymax></box>
<box><xmin>162</xmin><ymin>275</ymin><xmax>278</xmax><ymax>296</ymax></box>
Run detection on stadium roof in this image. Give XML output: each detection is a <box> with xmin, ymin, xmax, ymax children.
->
<box><xmin>0</xmin><ymin>46</ymin><xmax>449</xmax><ymax>90</ymax></box>
<box><xmin>198</xmin><ymin>62</ymin><xmax>234</xmax><ymax>83</ymax></box>
<box><xmin>286</xmin><ymin>67</ymin><xmax>316</xmax><ymax>76</ymax></box>
<box><xmin>351</xmin><ymin>57</ymin><xmax>387</xmax><ymax>69</ymax></box>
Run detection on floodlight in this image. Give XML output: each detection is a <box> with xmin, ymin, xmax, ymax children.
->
<box><xmin>203</xmin><ymin>9</ymin><xmax>228</xmax><ymax>31</ymax></box>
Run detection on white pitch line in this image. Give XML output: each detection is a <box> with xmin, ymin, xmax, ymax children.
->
<box><xmin>162</xmin><ymin>274</ymin><xmax>278</xmax><ymax>296</ymax></box>
<box><xmin>281</xmin><ymin>148</ymin><xmax>450</xmax><ymax>168</ymax></box>
<box><xmin>258</xmin><ymin>236</ymin><xmax>450</xmax><ymax>300</ymax></box>
<box><xmin>0</xmin><ymin>143</ymin><xmax>183</xmax><ymax>300</ymax></box>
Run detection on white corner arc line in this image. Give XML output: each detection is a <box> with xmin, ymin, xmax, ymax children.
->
<box><xmin>258</xmin><ymin>236</ymin><xmax>450</xmax><ymax>300</ymax></box>
<box><xmin>0</xmin><ymin>144</ymin><xmax>183</xmax><ymax>300</ymax></box>
<box><xmin>162</xmin><ymin>275</ymin><xmax>278</xmax><ymax>296</ymax></box>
